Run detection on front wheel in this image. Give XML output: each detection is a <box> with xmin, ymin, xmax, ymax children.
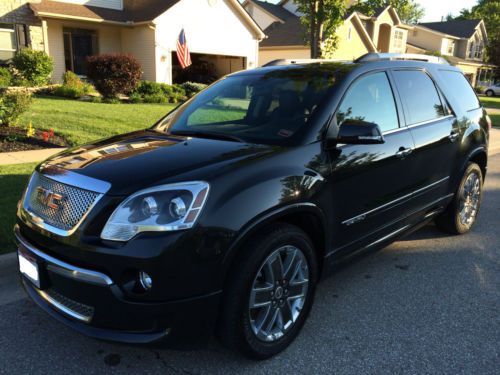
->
<box><xmin>485</xmin><ymin>90</ymin><xmax>494</xmax><ymax>97</ymax></box>
<box><xmin>218</xmin><ymin>223</ymin><xmax>318</xmax><ymax>359</ymax></box>
<box><xmin>436</xmin><ymin>162</ymin><xmax>483</xmax><ymax>234</ymax></box>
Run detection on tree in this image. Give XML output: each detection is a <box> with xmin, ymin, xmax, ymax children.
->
<box><xmin>454</xmin><ymin>0</ymin><xmax>500</xmax><ymax>78</ymax></box>
<box><xmin>294</xmin><ymin>0</ymin><xmax>348</xmax><ymax>58</ymax></box>
<box><xmin>352</xmin><ymin>0</ymin><xmax>425</xmax><ymax>24</ymax></box>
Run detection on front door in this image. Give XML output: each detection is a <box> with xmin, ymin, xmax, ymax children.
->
<box><xmin>327</xmin><ymin>71</ymin><xmax>418</xmax><ymax>255</ymax></box>
<box><xmin>63</xmin><ymin>28</ymin><xmax>98</xmax><ymax>76</ymax></box>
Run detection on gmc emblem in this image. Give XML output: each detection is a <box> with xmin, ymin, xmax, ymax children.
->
<box><xmin>36</xmin><ymin>187</ymin><xmax>65</xmax><ymax>210</ymax></box>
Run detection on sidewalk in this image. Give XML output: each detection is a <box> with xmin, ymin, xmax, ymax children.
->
<box><xmin>0</xmin><ymin>148</ymin><xmax>64</xmax><ymax>166</ymax></box>
<box><xmin>490</xmin><ymin>128</ymin><xmax>500</xmax><ymax>156</ymax></box>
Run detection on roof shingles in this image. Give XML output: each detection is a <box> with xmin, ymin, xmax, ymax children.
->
<box><xmin>418</xmin><ymin>19</ymin><xmax>482</xmax><ymax>39</ymax></box>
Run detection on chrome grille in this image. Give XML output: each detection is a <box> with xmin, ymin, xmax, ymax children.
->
<box><xmin>25</xmin><ymin>172</ymin><xmax>100</xmax><ymax>231</ymax></box>
<box><xmin>43</xmin><ymin>289</ymin><xmax>94</xmax><ymax>322</ymax></box>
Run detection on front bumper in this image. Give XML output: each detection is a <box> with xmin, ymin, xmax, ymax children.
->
<box><xmin>15</xmin><ymin>226</ymin><xmax>221</xmax><ymax>347</ymax></box>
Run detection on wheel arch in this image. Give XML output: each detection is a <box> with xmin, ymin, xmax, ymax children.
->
<box><xmin>221</xmin><ymin>203</ymin><xmax>329</xmax><ymax>285</ymax></box>
<box><xmin>467</xmin><ymin>147</ymin><xmax>488</xmax><ymax>180</ymax></box>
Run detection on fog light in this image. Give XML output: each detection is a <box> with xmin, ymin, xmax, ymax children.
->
<box><xmin>139</xmin><ymin>271</ymin><xmax>153</xmax><ymax>290</ymax></box>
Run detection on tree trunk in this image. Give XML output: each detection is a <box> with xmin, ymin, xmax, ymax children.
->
<box><xmin>310</xmin><ymin>1</ymin><xmax>317</xmax><ymax>58</ymax></box>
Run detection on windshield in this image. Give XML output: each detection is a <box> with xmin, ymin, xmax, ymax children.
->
<box><xmin>155</xmin><ymin>65</ymin><xmax>351</xmax><ymax>146</ymax></box>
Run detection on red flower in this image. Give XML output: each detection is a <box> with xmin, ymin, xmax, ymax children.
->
<box><xmin>42</xmin><ymin>132</ymin><xmax>49</xmax><ymax>142</ymax></box>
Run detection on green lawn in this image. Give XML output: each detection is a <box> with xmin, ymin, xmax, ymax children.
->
<box><xmin>0</xmin><ymin>163</ymin><xmax>37</xmax><ymax>254</ymax></box>
<box><xmin>480</xmin><ymin>96</ymin><xmax>500</xmax><ymax>110</ymax></box>
<box><xmin>20</xmin><ymin>96</ymin><xmax>176</xmax><ymax>146</ymax></box>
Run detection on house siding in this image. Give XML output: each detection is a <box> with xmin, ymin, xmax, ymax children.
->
<box><xmin>121</xmin><ymin>25</ymin><xmax>156</xmax><ymax>81</ymax></box>
<box><xmin>334</xmin><ymin>20</ymin><xmax>371</xmax><ymax>60</ymax></box>
<box><xmin>259</xmin><ymin>47</ymin><xmax>310</xmax><ymax>66</ymax></box>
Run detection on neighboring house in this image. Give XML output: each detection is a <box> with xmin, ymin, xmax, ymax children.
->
<box><xmin>407</xmin><ymin>19</ymin><xmax>496</xmax><ymax>86</ymax></box>
<box><xmin>0</xmin><ymin>0</ymin><xmax>264</xmax><ymax>84</ymax></box>
<box><xmin>244</xmin><ymin>0</ymin><xmax>412</xmax><ymax>66</ymax></box>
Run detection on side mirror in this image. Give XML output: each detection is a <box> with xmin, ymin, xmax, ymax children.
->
<box><xmin>336</xmin><ymin>120</ymin><xmax>385</xmax><ymax>144</ymax></box>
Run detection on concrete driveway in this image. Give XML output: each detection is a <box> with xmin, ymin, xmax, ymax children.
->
<box><xmin>1</xmin><ymin>155</ymin><xmax>499</xmax><ymax>375</ymax></box>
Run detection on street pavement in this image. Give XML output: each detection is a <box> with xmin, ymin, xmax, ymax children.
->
<box><xmin>1</xmin><ymin>155</ymin><xmax>499</xmax><ymax>375</ymax></box>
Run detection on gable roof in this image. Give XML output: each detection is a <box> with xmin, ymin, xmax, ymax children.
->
<box><xmin>418</xmin><ymin>19</ymin><xmax>482</xmax><ymax>39</ymax></box>
<box><xmin>30</xmin><ymin>0</ymin><xmax>264</xmax><ymax>38</ymax></box>
<box><xmin>252</xmin><ymin>0</ymin><xmax>295</xmax><ymax>22</ymax></box>
<box><xmin>252</xmin><ymin>1</ymin><xmax>306</xmax><ymax>47</ymax></box>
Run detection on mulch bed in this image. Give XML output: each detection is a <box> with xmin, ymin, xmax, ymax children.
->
<box><xmin>0</xmin><ymin>126</ymin><xmax>69</xmax><ymax>153</ymax></box>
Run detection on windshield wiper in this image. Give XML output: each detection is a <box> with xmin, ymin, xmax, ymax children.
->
<box><xmin>170</xmin><ymin>130</ymin><xmax>245</xmax><ymax>143</ymax></box>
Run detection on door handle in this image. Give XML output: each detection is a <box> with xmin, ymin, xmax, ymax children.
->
<box><xmin>449</xmin><ymin>131</ymin><xmax>460</xmax><ymax>142</ymax></box>
<box><xmin>396</xmin><ymin>147</ymin><xmax>413</xmax><ymax>159</ymax></box>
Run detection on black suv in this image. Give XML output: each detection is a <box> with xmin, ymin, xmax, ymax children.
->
<box><xmin>15</xmin><ymin>54</ymin><xmax>490</xmax><ymax>359</ymax></box>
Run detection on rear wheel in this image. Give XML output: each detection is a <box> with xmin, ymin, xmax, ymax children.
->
<box><xmin>436</xmin><ymin>163</ymin><xmax>483</xmax><ymax>234</ymax></box>
<box><xmin>485</xmin><ymin>90</ymin><xmax>494</xmax><ymax>97</ymax></box>
<box><xmin>218</xmin><ymin>223</ymin><xmax>318</xmax><ymax>359</ymax></box>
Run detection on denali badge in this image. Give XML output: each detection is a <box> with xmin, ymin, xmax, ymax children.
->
<box><xmin>36</xmin><ymin>187</ymin><xmax>65</xmax><ymax>210</ymax></box>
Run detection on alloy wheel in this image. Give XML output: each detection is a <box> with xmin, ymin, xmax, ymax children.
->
<box><xmin>459</xmin><ymin>171</ymin><xmax>481</xmax><ymax>228</ymax></box>
<box><xmin>248</xmin><ymin>245</ymin><xmax>309</xmax><ymax>342</ymax></box>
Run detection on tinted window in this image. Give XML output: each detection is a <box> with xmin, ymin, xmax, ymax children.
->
<box><xmin>439</xmin><ymin>70</ymin><xmax>480</xmax><ymax>111</ymax></box>
<box><xmin>155</xmin><ymin>64</ymin><xmax>354</xmax><ymax>146</ymax></box>
<box><xmin>336</xmin><ymin>72</ymin><xmax>399</xmax><ymax>132</ymax></box>
<box><xmin>393</xmin><ymin>70</ymin><xmax>445</xmax><ymax>125</ymax></box>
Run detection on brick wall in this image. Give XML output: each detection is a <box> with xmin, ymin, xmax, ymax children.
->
<box><xmin>0</xmin><ymin>0</ymin><xmax>44</xmax><ymax>51</ymax></box>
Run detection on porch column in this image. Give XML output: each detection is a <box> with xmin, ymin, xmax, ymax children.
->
<box><xmin>41</xmin><ymin>19</ymin><xmax>49</xmax><ymax>54</ymax></box>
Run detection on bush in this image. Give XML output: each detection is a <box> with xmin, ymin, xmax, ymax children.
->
<box><xmin>53</xmin><ymin>71</ymin><xmax>93</xmax><ymax>98</ymax></box>
<box><xmin>11</xmin><ymin>49</ymin><xmax>53</xmax><ymax>86</ymax></box>
<box><xmin>86</xmin><ymin>54</ymin><xmax>142</xmax><ymax>98</ymax></box>
<box><xmin>474</xmin><ymin>86</ymin><xmax>486</xmax><ymax>94</ymax></box>
<box><xmin>130</xmin><ymin>81</ymin><xmax>188</xmax><ymax>103</ymax></box>
<box><xmin>0</xmin><ymin>67</ymin><xmax>12</xmax><ymax>87</ymax></box>
<box><xmin>181</xmin><ymin>82</ymin><xmax>207</xmax><ymax>98</ymax></box>
<box><xmin>0</xmin><ymin>90</ymin><xmax>32</xmax><ymax>126</ymax></box>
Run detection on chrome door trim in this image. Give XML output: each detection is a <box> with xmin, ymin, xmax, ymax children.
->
<box><xmin>15</xmin><ymin>226</ymin><xmax>114</xmax><ymax>286</ymax></box>
<box><xmin>342</xmin><ymin>176</ymin><xmax>449</xmax><ymax>225</ymax></box>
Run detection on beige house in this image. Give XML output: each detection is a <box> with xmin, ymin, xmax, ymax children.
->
<box><xmin>407</xmin><ymin>19</ymin><xmax>495</xmax><ymax>86</ymax></box>
<box><xmin>0</xmin><ymin>0</ymin><xmax>264</xmax><ymax>84</ymax></box>
<box><xmin>244</xmin><ymin>0</ymin><xmax>412</xmax><ymax>66</ymax></box>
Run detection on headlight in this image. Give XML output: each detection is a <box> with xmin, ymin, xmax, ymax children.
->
<box><xmin>101</xmin><ymin>181</ymin><xmax>209</xmax><ymax>241</ymax></box>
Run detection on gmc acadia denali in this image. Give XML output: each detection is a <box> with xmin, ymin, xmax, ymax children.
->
<box><xmin>15</xmin><ymin>53</ymin><xmax>491</xmax><ymax>359</ymax></box>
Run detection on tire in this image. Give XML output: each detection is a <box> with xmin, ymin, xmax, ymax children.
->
<box><xmin>485</xmin><ymin>90</ymin><xmax>494</xmax><ymax>97</ymax></box>
<box><xmin>435</xmin><ymin>162</ymin><xmax>483</xmax><ymax>234</ymax></box>
<box><xmin>218</xmin><ymin>223</ymin><xmax>318</xmax><ymax>359</ymax></box>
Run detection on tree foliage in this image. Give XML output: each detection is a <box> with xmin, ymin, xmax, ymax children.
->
<box><xmin>352</xmin><ymin>0</ymin><xmax>425</xmax><ymax>24</ymax></box>
<box><xmin>294</xmin><ymin>0</ymin><xmax>348</xmax><ymax>58</ymax></box>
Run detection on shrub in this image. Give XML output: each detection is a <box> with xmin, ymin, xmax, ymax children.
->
<box><xmin>11</xmin><ymin>49</ymin><xmax>53</xmax><ymax>86</ymax></box>
<box><xmin>86</xmin><ymin>54</ymin><xmax>142</xmax><ymax>98</ymax></box>
<box><xmin>474</xmin><ymin>86</ymin><xmax>486</xmax><ymax>94</ymax></box>
<box><xmin>130</xmin><ymin>81</ymin><xmax>188</xmax><ymax>103</ymax></box>
<box><xmin>181</xmin><ymin>82</ymin><xmax>207</xmax><ymax>98</ymax></box>
<box><xmin>0</xmin><ymin>67</ymin><xmax>12</xmax><ymax>87</ymax></box>
<box><xmin>53</xmin><ymin>71</ymin><xmax>93</xmax><ymax>98</ymax></box>
<box><xmin>0</xmin><ymin>90</ymin><xmax>32</xmax><ymax>126</ymax></box>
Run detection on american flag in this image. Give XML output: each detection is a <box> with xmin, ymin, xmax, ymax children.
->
<box><xmin>176</xmin><ymin>29</ymin><xmax>192</xmax><ymax>69</ymax></box>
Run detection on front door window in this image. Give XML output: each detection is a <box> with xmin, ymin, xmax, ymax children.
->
<box><xmin>63</xmin><ymin>28</ymin><xmax>98</xmax><ymax>76</ymax></box>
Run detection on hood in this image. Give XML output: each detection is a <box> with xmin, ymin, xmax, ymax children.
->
<box><xmin>39</xmin><ymin>130</ymin><xmax>277</xmax><ymax>195</ymax></box>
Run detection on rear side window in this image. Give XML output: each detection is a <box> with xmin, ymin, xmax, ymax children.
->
<box><xmin>438</xmin><ymin>70</ymin><xmax>480</xmax><ymax>111</ymax></box>
<box><xmin>336</xmin><ymin>72</ymin><xmax>399</xmax><ymax>133</ymax></box>
<box><xmin>393</xmin><ymin>70</ymin><xmax>445</xmax><ymax>125</ymax></box>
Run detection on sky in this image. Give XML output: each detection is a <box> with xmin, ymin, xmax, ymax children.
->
<box><xmin>254</xmin><ymin>0</ymin><xmax>479</xmax><ymax>22</ymax></box>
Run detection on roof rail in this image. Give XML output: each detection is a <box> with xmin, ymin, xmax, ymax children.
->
<box><xmin>262</xmin><ymin>58</ymin><xmax>350</xmax><ymax>67</ymax></box>
<box><xmin>355</xmin><ymin>53</ymin><xmax>449</xmax><ymax>65</ymax></box>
